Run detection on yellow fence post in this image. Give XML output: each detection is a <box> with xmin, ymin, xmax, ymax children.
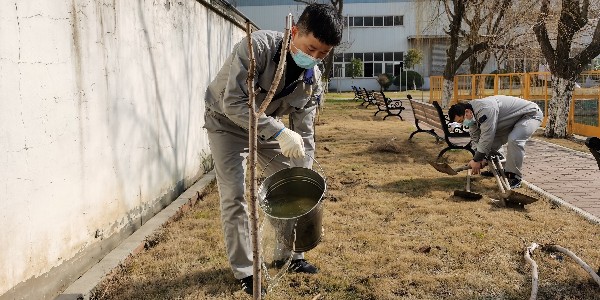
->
<box><xmin>494</xmin><ymin>74</ymin><xmax>498</xmax><ymax>95</ymax></box>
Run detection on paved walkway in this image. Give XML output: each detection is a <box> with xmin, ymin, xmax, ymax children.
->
<box><xmin>522</xmin><ymin>138</ymin><xmax>600</xmax><ymax>220</ymax></box>
<box><xmin>398</xmin><ymin>99</ymin><xmax>600</xmax><ymax>223</ymax></box>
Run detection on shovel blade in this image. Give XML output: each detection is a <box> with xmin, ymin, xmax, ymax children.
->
<box><xmin>453</xmin><ymin>190</ymin><xmax>483</xmax><ymax>201</ymax></box>
<box><xmin>429</xmin><ymin>161</ymin><xmax>458</xmax><ymax>175</ymax></box>
<box><xmin>505</xmin><ymin>191</ymin><xmax>538</xmax><ymax>205</ymax></box>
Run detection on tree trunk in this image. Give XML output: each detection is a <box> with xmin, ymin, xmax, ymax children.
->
<box><xmin>442</xmin><ymin>78</ymin><xmax>454</xmax><ymax>107</ymax></box>
<box><xmin>323</xmin><ymin>49</ymin><xmax>335</xmax><ymax>92</ymax></box>
<box><xmin>544</xmin><ymin>76</ymin><xmax>575</xmax><ymax>138</ymax></box>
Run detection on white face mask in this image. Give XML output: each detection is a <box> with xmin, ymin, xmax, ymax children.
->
<box><xmin>290</xmin><ymin>40</ymin><xmax>321</xmax><ymax>69</ymax></box>
<box><xmin>463</xmin><ymin>118</ymin><xmax>475</xmax><ymax>127</ymax></box>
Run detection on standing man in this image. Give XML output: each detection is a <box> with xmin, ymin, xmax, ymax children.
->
<box><xmin>448</xmin><ymin>95</ymin><xmax>544</xmax><ymax>188</ymax></box>
<box><xmin>203</xmin><ymin>4</ymin><xmax>343</xmax><ymax>295</ymax></box>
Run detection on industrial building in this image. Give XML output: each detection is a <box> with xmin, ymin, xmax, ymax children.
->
<box><xmin>235</xmin><ymin>0</ymin><xmax>466</xmax><ymax>91</ymax></box>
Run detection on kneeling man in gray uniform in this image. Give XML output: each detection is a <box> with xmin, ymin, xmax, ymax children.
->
<box><xmin>203</xmin><ymin>3</ymin><xmax>343</xmax><ymax>295</ymax></box>
<box><xmin>449</xmin><ymin>95</ymin><xmax>544</xmax><ymax>188</ymax></box>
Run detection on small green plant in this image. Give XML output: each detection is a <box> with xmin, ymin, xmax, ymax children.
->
<box><xmin>348</xmin><ymin>58</ymin><xmax>363</xmax><ymax>78</ymax></box>
<box><xmin>404</xmin><ymin>49</ymin><xmax>423</xmax><ymax>69</ymax></box>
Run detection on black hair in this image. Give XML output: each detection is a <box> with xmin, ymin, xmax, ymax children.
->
<box><xmin>448</xmin><ymin>102</ymin><xmax>473</xmax><ymax>122</ymax></box>
<box><xmin>296</xmin><ymin>3</ymin><xmax>344</xmax><ymax>46</ymax></box>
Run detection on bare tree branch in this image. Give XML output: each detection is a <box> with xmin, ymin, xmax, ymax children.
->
<box><xmin>533</xmin><ymin>0</ymin><xmax>556</xmax><ymax>72</ymax></box>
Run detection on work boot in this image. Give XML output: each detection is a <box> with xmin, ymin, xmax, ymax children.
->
<box><xmin>505</xmin><ymin>172</ymin><xmax>522</xmax><ymax>189</ymax></box>
<box><xmin>239</xmin><ymin>275</ymin><xmax>266</xmax><ymax>296</ymax></box>
<box><xmin>272</xmin><ymin>259</ymin><xmax>319</xmax><ymax>274</ymax></box>
<box><xmin>480</xmin><ymin>170</ymin><xmax>494</xmax><ymax>177</ymax></box>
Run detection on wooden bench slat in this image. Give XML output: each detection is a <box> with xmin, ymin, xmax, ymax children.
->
<box><xmin>408</xmin><ymin>99</ymin><xmax>474</xmax><ymax>158</ymax></box>
<box><xmin>370</xmin><ymin>91</ymin><xmax>405</xmax><ymax>120</ymax></box>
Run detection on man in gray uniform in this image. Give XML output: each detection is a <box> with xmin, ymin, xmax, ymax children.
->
<box><xmin>203</xmin><ymin>4</ymin><xmax>343</xmax><ymax>295</ymax></box>
<box><xmin>449</xmin><ymin>95</ymin><xmax>544</xmax><ymax>188</ymax></box>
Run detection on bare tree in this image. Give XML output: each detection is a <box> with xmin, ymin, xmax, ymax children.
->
<box><xmin>463</xmin><ymin>0</ymin><xmax>513</xmax><ymax>74</ymax></box>
<box><xmin>437</xmin><ymin>0</ymin><xmax>533</xmax><ymax>107</ymax></box>
<box><xmin>440</xmin><ymin>0</ymin><xmax>490</xmax><ymax>107</ymax></box>
<box><xmin>533</xmin><ymin>0</ymin><xmax>600</xmax><ymax>138</ymax></box>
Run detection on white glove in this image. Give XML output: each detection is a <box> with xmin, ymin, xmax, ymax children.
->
<box><xmin>275</xmin><ymin>128</ymin><xmax>305</xmax><ymax>158</ymax></box>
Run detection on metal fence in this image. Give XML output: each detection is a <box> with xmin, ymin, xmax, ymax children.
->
<box><xmin>429</xmin><ymin>71</ymin><xmax>600</xmax><ymax>137</ymax></box>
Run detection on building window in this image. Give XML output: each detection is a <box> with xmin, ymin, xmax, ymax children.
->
<box><xmin>333</xmin><ymin>52</ymin><xmax>406</xmax><ymax>78</ymax></box>
<box><xmin>353</xmin><ymin>16</ymin><xmax>363</xmax><ymax>26</ymax></box>
<box><xmin>394</xmin><ymin>16</ymin><xmax>403</xmax><ymax>26</ymax></box>
<box><xmin>364</xmin><ymin>63</ymin><xmax>374</xmax><ymax>77</ymax></box>
<box><xmin>374</xmin><ymin>63</ymin><xmax>383</xmax><ymax>75</ymax></box>
<box><xmin>347</xmin><ymin>15</ymin><xmax>404</xmax><ymax>27</ymax></box>
<box><xmin>373</xmin><ymin>16</ymin><xmax>383</xmax><ymax>26</ymax></box>
<box><xmin>333</xmin><ymin>63</ymin><xmax>344</xmax><ymax>78</ymax></box>
<box><xmin>334</xmin><ymin>53</ymin><xmax>343</xmax><ymax>62</ymax></box>
<box><xmin>345</xmin><ymin>63</ymin><xmax>354</xmax><ymax>77</ymax></box>
<box><xmin>384</xmin><ymin>16</ymin><xmax>394</xmax><ymax>26</ymax></box>
<box><xmin>394</xmin><ymin>52</ymin><xmax>404</xmax><ymax>61</ymax></box>
<box><xmin>385</xmin><ymin>63</ymin><xmax>395</xmax><ymax>75</ymax></box>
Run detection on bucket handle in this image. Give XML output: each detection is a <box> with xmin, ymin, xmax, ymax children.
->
<box><xmin>261</xmin><ymin>153</ymin><xmax>326</xmax><ymax>182</ymax></box>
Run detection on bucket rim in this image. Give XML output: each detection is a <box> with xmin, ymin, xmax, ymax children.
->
<box><xmin>258</xmin><ymin>167</ymin><xmax>327</xmax><ymax>220</ymax></box>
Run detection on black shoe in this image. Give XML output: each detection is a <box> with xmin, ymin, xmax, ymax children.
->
<box><xmin>239</xmin><ymin>275</ymin><xmax>266</xmax><ymax>296</ymax></box>
<box><xmin>508</xmin><ymin>178</ymin><xmax>522</xmax><ymax>189</ymax></box>
<box><xmin>272</xmin><ymin>259</ymin><xmax>319</xmax><ymax>274</ymax></box>
<box><xmin>505</xmin><ymin>172</ymin><xmax>522</xmax><ymax>189</ymax></box>
<box><xmin>480</xmin><ymin>171</ymin><xmax>494</xmax><ymax>177</ymax></box>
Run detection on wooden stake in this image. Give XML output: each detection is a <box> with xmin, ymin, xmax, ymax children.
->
<box><xmin>524</xmin><ymin>243</ymin><xmax>539</xmax><ymax>300</ymax></box>
<box><xmin>246</xmin><ymin>15</ymin><xmax>293</xmax><ymax>299</ymax></box>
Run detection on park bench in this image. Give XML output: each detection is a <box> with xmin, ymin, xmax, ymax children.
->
<box><xmin>351</xmin><ymin>86</ymin><xmax>362</xmax><ymax>102</ymax></box>
<box><xmin>585</xmin><ymin>136</ymin><xmax>600</xmax><ymax>170</ymax></box>
<box><xmin>359</xmin><ymin>88</ymin><xmax>376</xmax><ymax>107</ymax></box>
<box><xmin>372</xmin><ymin>91</ymin><xmax>405</xmax><ymax>120</ymax></box>
<box><xmin>408</xmin><ymin>96</ymin><xmax>474</xmax><ymax>158</ymax></box>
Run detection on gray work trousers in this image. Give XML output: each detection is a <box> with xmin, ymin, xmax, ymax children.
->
<box><xmin>207</xmin><ymin>128</ymin><xmax>309</xmax><ymax>280</ymax></box>
<box><xmin>490</xmin><ymin>109</ymin><xmax>543</xmax><ymax>177</ymax></box>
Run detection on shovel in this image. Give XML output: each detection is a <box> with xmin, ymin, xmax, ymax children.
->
<box><xmin>429</xmin><ymin>161</ymin><xmax>470</xmax><ymax>175</ymax></box>
<box><xmin>453</xmin><ymin>169</ymin><xmax>483</xmax><ymax>200</ymax></box>
<box><xmin>488</xmin><ymin>155</ymin><xmax>538</xmax><ymax>207</ymax></box>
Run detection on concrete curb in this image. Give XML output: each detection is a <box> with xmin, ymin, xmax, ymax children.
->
<box><xmin>524</xmin><ymin>180</ymin><xmax>600</xmax><ymax>225</ymax></box>
<box><xmin>56</xmin><ymin>171</ymin><xmax>216</xmax><ymax>300</ymax></box>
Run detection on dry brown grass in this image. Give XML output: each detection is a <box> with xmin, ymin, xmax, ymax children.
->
<box><xmin>92</xmin><ymin>99</ymin><xmax>600</xmax><ymax>300</ymax></box>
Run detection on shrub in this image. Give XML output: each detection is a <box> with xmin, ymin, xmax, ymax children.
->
<box><xmin>377</xmin><ymin>73</ymin><xmax>394</xmax><ymax>91</ymax></box>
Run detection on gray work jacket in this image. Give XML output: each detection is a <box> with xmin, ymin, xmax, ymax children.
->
<box><xmin>468</xmin><ymin>95</ymin><xmax>542</xmax><ymax>161</ymax></box>
<box><xmin>204</xmin><ymin>30</ymin><xmax>322</xmax><ymax>144</ymax></box>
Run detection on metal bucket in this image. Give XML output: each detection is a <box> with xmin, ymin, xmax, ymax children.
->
<box><xmin>258</xmin><ymin>166</ymin><xmax>326</xmax><ymax>252</ymax></box>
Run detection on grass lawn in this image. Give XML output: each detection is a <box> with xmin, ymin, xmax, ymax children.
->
<box><xmin>91</xmin><ymin>97</ymin><xmax>600</xmax><ymax>300</ymax></box>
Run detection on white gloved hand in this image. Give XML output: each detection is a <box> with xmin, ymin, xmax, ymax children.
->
<box><xmin>275</xmin><ymin>128</ymin><xmax>305</xmax><ymax>158</ymax></box>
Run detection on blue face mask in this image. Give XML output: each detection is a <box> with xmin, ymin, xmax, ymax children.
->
<box><xmin>463</xmin><ymin>118</ymin><xmax>475</xmax><ymax>128</ymax></box>
<box><xmin>291</xmin><ymin>41</ymin><xmax>321</xmax><ymax>69</ymax></box>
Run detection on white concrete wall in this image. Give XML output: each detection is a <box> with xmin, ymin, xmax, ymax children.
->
<box><xmin>0</xmin><ymin>0</ymin><xmax>245</xmax><ymax>297</ymax></box>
